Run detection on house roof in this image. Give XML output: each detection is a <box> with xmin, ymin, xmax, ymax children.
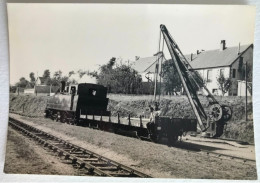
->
<box><xmin>132</xmin><ymin>56</ymin><xmax>157</xmax><ymax>73</ymax></box>
<box><xmin>185</xmin><ymin>44</ymin><xmax>252</xmax><ymax>69</ymax></box>
<box><xmin>132</xmin><ymin>54</ymin><xmax>166</xmax><ymax>73</ymax></box>
<box><xmin>36</xmin><ymin>77</ymin><xmax>46</xmax><ymax>84</ymax></box>
<box><xmin>132</xmin><ymin>44</ymin><xmax>253</xmax><ymax>73</ymax></box>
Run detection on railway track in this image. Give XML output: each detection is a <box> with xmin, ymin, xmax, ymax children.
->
<box><xmin>8</xmin><ymin>117</ymin><xmax>151</xmax><ymax>178</ymax></box>
<box><xmin>9</xmin><ymin>114</ymin><xmax>256</xmax><ymax>167</ymax></box>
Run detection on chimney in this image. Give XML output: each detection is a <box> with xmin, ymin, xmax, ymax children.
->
<box><xmin>238</xmin><ymin>42</ymin><xmax>241</xmax><ymax>55</ymax></box>
<box><xmin>220</xmin><ymin>40</ymin><xmax>226</xmax><ymax>51</ymax></box>
<box><xmin>135</xmin><ymin>56</ymin><xmax>140</xmax><ymax>61</ymax></box>
<box><xmin>197</xmin><ymin>50</ymin><xmax>200</xmax><ymax>55</ymax></box>
<box><xmin>190</xmin><ymin>53</ymin><xmax>193</xmax><ymax>61</ymax></box>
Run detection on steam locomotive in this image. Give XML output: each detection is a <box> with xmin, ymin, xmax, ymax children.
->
<box><xmin>44</xmin><ymin>81</ymin><xmax>110</xmax><ymax>124</ymax></box>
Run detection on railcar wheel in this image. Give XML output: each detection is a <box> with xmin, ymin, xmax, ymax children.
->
<box><xmin>44</xmin><ymin>110</ymin><xmax>49</xmax><ymax>118</ymax></box>
<box><xmin>221</xmin><ymin>105</ymin><xmax>232</xmax><ymax>121</ymax></box>
<box><xmin>56</xmin><ymin>112</ymin><xmax>61</xmax><ymax>122</ymax></box>
<box><xmin>168</xmin><ymin>135</ymin><xmax>178</xmax><ymax>146</ymax></box>
<box><xmin>209</xmin><ymin>104</ymin><xmax>223</xmax><ymax>122</ymax></box>
<box><xmin>60</xmin><ymin>112</ymin><xmax>65</xmax><ymax>123</ymax></box>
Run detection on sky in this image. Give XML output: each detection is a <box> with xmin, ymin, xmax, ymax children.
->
<box><xmin>7</xmin><ymin>4</ymin><xmax>256</xmax><ymax>84</ymax></box>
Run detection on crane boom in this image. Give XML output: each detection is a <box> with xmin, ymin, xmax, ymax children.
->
<box><xmin>159</xmin><ymin>25</ymin><xmax>232</xmax><ymax>136</ymax></box>
<box><xmin>160</xmin><ymin>24</ymin><xmax>207</xmax><ymax>131</ymax></box>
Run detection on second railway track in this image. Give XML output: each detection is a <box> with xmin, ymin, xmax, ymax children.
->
<box><xmin>8</xmin><ymin>117</ymin><xmax>151</xmax><ymax>178</ymax></box>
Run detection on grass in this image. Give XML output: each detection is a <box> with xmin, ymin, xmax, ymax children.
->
<box><xmin>9</xmin><ymin>93</ymin><xmax>254</xmax><ymax>142</ymax></box>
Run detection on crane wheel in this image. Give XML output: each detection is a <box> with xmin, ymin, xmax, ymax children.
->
<box><xmin>221</xmin><ymin>105</ymin><xmax>232</xmax><ymax>121</ymax></box>
<box><xmin>209</xmin><ymin>104</ymin><xmax>223</xmax><ymax>122</ymax></box>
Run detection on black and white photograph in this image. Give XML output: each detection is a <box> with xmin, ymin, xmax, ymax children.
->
<box><xmin>3</xmin><ymin>3</ymin><xmax>257</xmax><ymax>180</ymax></box>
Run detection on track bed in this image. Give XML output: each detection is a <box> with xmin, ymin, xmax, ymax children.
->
<box><xmin>6</xmin><ymin>113</ymin><xmax>257</xmax><ymax>179</ymax></box>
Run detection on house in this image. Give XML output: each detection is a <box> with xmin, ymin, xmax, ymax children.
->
<box><xmin>35</xmin><ymin>77</ymin><xmax>46</xmax><ymax>86</ymax></box>
<box><xmin>186</xmin><ymin>41</ymin><xmax>253</xmax><ymax>96</ymax></box>
<box><xmin>24</xmin><ymin>76</ymin><xmax>60</xmax><ymax>95</ymax></box>
<box><xmin>133</xmin><ymin>40</ymin><xmax>253</xmax><ymax>96</ymax></box>
<box><xmin>132</xmin><ymin>52</ymin><xmax>166</xmax><ymax>94</ymax></box>
<box><xmin>132</xmin><ymin>52</ymin><xmax>165</xmax><ymax>82</ymax></box>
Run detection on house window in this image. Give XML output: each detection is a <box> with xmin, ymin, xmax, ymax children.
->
<box><xmin>207</xmin><ymin>70</ymin><xmax>212</xmax><ymax>82</ymax></box>
<box><xmin>220</xmin><ymin>69</ymin><xmax>224</xmax><ymax>76</ymax></box>
<box><xmin>232</xmin><ymin>69</ymin><xmax>236</xmax><ymax>78</ymax></box>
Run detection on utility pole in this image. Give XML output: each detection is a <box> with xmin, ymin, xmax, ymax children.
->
<box><xmin>50</xmin><ymin>84</ymin><xmax>52</xmax><ymax>96</ymax></box>
<box><xmin>153</xmin><ymin>63</ymin><xmax>159</xmax><ymax>101</ymax></box>
<box><xmin>245</xmin><ymin>62</ymin><xmax>248</xmax><ymax>122</ymax></box>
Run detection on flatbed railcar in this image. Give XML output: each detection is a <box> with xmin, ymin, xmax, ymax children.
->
<box><xmin>44</xmin><ymin>82</ymin><xmax>198</xmax><ymax>143</ymax></box>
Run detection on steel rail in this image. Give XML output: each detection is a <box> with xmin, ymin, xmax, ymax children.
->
<box><xmin>9</xmin><ymin>115</ymin><xmax>255</xmax><ymax>166</ymax></box>
<box><xmin>8</xmin><ymin>117</ymin><xmax>151</xmax><ymax>178</ymax></box>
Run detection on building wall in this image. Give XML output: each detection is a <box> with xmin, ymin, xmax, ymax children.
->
<box><xmin>237</xmin><ymin>80</ymin><xmax>252</xmax><ymax>96</ymax></box>
<box><xmin>35</xmin><ymin>80</ymin><xmax>41</xmax><ymax>85</ymax></box>
<box><xmin>24</xmin><ymin>88</ymin><xmax>35</xmax><ymax>94</ymax></box>
<box><xmin>230</xmin><ymin>46</ymin><xmax>253</xmax><ymax>96</ymax></box>
<box><xmin>196</xmin><ymin>67</ymin><xmax>230</xmax><ymax>96</ymax></box>
<box><xmin>141</xmin><ymin>72</ymin><xmax>155</xmax><ymax>82</ymax></box>
<box><xmin>194</xmin><ymin>46</ymin><xmax>253</xmax><ymax>96</ymax></box>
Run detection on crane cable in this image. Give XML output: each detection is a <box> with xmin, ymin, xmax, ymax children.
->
<box><xmin>154</xmin><ymin>30</ymin><xmax>165</xmax><ymax>105</ymax></box>
<box><xmin>158</xmin><ymin>37</ymin><xmax>165</xmax><ymax>103</ymax></box>
<box><xmin>153</xmin><ymin>30</ymin><xmax>161</xmax><ymax>101</ymax></box>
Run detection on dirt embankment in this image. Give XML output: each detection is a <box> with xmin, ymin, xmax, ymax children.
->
<box><xmin>7</xmin><ymin>114</ymin><xmax>257</xmax><ymax>179</ymax></box>
<box><xmin>9</xmin><ymin>94</ymin><xmax>254</xmax><ymax>143</ymax></box>
<box><xmin>4</xmin><ymin>127</ymin><xmax>78</xmax><ymax>175</ymax></box>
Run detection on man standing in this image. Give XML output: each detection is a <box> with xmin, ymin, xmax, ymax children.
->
<box><xmin>146</xmin><ymin>103</ymin><xmax>161</xmax><ymax>139</ymax></box>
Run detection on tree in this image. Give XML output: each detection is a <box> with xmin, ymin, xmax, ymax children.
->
<box><xmin>42</xmin><ymin>69</ymin><xmax>50</xmax><ymax>79</ymax></box>
<box><xmin>15</xmin><ymin>77</ymin><xmax>29</xmax><ymax>88</ymax></box>
<box><xmin>94</xmin><ymin>57</ymin><xmax>142</xmax><ymax>94</ymax></box>
<box><xmin>42</xmin><ymin>69</ymin><xmax>51</xmax><ymax>85</ymax></box>
<box><xmin>68</xmin><ymin>71</ymin><xmax>75</xmax><ymax>77</ymax></box>
<box><xmin>88</xmin><ymin>70</ymin><xmax>98</xmax><ymax>79</ymax></box>
<box><xmin>10</xmin><ymin>85</ymin><xmax>17</xmax><ymax>93</ymax></box>
<box><xmin>217</xmin><ymin>72</ymin><xmax>232</xmax><ymax>96</ymax></box>
<box><xmin>51</xmin><ymin>70</ymin><xmax>64</xmax><ymax>86</ymax></box>
<box><xmin>161</xmin><ymin>60</ymin><xmax>182</xmax><ymax>95</ymax></box>
<box><xmin>77</xmin><ymin>70</ymin><xmax>88</xmax><ymax>78</ymax></box>
<box><xmin>29</xmin><ymin>72</ymin><xmax>35</xmax><ymax>82</ymax></box>
<box><xmin>29</xmin><ymin>72</ymin><xmax>36</xmax><ymax>87</ymax></box>
<box><xmin>110</xmin><ymin>64</ymin><xmax>142</xmax><ymax>94</ymax></box>
<box><xmin>67</xmin><ymin>79</ymin><xmax>78</xmax><ymax>85</ymax></box>
<box><xmin>97</xmin><ymin>57</ymin><xmax>117</xmax><ymax>92</ymax></box>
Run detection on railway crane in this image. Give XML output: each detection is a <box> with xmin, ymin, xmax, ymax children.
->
<box><xmin>151</xmin><ymin>25</ymin><xmax>232</xmax><ymax>140</ymax></box>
